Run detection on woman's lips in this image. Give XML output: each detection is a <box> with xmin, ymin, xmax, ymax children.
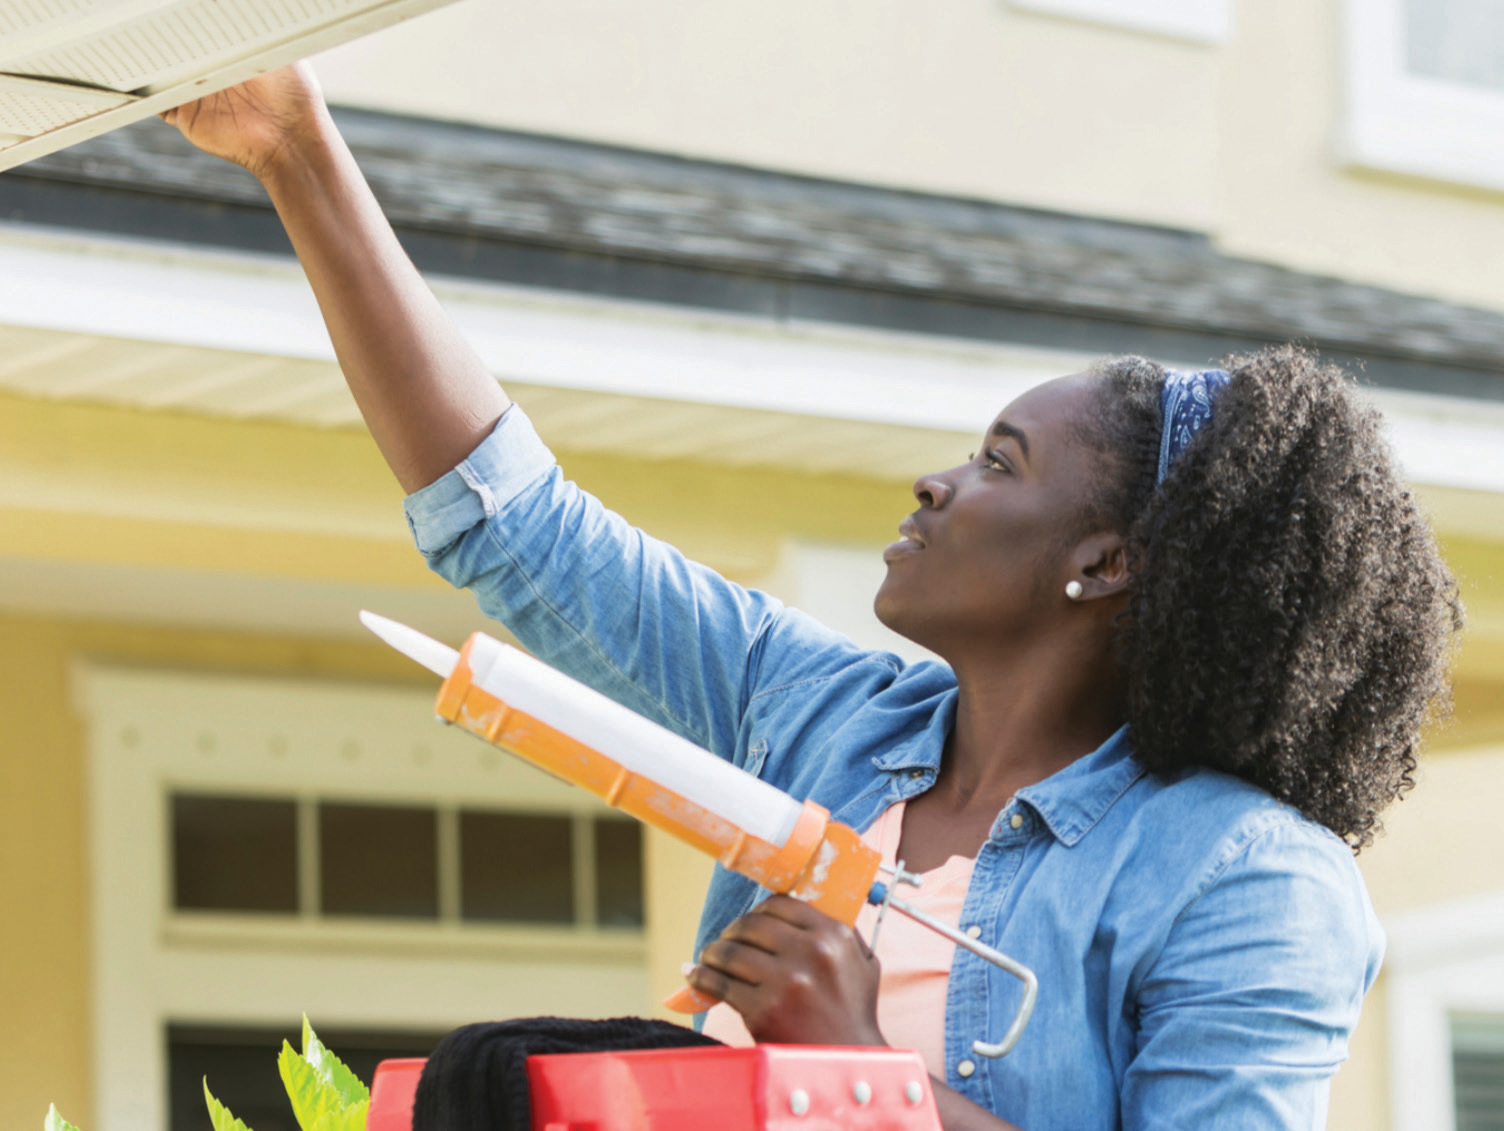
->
<box><xmin>882</xmin><ymin>535</ymin><xmax>923</xmax><ymax>562</ymax></box>
<box><xmin>883</xmin><ymin>521</ymin><xmax>925</xmax><ymax>563</ymax></box>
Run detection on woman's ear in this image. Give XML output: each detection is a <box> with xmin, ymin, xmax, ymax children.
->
<box><xmin>1069</xmin><ymin>532</ymin><xmax>1131</xmax><ymax>600</ymax></box>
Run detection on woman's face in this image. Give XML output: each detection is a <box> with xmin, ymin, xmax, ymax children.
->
<box><xmin>874</xmin><ymin>373</ymin><xmax>1109</xmax><ymax>656</ymax></box>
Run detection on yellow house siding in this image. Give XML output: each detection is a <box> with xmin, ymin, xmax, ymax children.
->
<box><xmin>1</xmin><ymin>616</ymin><xmax>91</xmax><ymax>1131</ymax></box>
<box><xmin>0</xmin><ymin>612</ymin><xmax>436</xmax><ymax>1131</ymax></box>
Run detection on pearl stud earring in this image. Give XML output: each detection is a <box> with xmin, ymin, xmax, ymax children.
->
<box><xmin>1065</xmin><ymin>581</ymin><xmax>1084</xmax><ymax>600</ymax></box>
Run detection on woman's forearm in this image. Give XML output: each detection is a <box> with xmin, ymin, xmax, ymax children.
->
<box><xmin>254</xmin><ymin>104</ymin><xmax>508</xmax><ymax>493</ymax></box>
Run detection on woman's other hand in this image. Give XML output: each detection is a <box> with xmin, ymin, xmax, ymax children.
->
<box><xmin>161</xmin><ymin>63</ymin><xmax>328</xmax><ymax>180</ymax></box>
<box><xmin>687</xmin><ymin>894</ymin><xmax>886</xmax><ymax>1047</ymax></box>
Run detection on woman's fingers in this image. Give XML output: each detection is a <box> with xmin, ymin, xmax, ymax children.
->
<box><xmin>686</xmin><ymin>897</ymin><xmax>885</xmax><ymax>1047</ymax></box>
<box><xmin>742</xmin><ymin>893</ymin><xmax>823</xmax><ymax>928</ymax></box>
<box><xmin>716</xmin><ymin>902</ymin><xmax>805</xmax><ymax>952</ymax></box>
<box><xmin>750</xmin><ymin>894</ymin><xmax>877</xmax><ymax>958</ymax></box>
<box><xmin>161</xmin><ymin>62</ymin><xmax>329</xmax><ymax>178</ymax></box>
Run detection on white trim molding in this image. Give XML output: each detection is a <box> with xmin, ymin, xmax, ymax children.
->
<box><xmin>1341</xmin><ymin>0</ymin><xmax>1504</xmax><ymax>194</ymax></box>
<box><xmin>1382</xmin><ymin>889</ymin><xmax>1504</xmax><ymax>1131</ymax></box>
<box><xmin>1010</xmin><ymin>0</ymin><xmax>1233</xmax><ymax>45</ymax></box>
<box><xmin>77</xmin><ymin>663</ymin><xmax>649</xmax><ymax>1131</ymax></box>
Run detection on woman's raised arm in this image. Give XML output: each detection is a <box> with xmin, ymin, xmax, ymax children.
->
<box><xmin>163</xmin><ymin>64</ymin><xmax>509</xmax><ymax>493</ymax></box>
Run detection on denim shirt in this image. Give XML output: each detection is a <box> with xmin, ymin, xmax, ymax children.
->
<box><xmin>405</xmin><ymin>406</ymin><xmax>1384</xmax><ymax>1131</ymax></box>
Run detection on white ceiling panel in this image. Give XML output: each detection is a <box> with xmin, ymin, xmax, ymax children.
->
<box><xmin>0</xmin><ymin>321</ymin><xmax>976</xmax><ymax>483</ymax></box>
<box><xmin>0</xmin><ymin>0</ymin><xmax>460</xmax><ymax>170</ymax></box>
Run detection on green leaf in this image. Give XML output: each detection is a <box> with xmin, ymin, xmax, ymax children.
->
<box><xmin>45</xmin><ymin>1103</ymin><xmax>82</xmax><ymax>1131</ymax></box>
<box><xmin>279</xmin><ymin>1041</ymin><xmax>344</xmax><ymax>1131</ymax></box>
<box><xmin>301</xmin><ymin>1015</ymin><xmax>369</xmax><ymax>1107</ymax></box>
<box><xmin>311</xmin><ymin>1098</ymin><xmax>370</xmax><ymax>1131</ymax></box>
<box><xmin>203</xmin><ymin>1080</ymin><xmax>256</xmax><ymax>1131</ymax></box>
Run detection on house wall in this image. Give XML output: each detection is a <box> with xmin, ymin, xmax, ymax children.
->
<box><xmin>315</xmin><ymin>0</ymin><xmax>1504</xmax><ymax>315</ymax></box>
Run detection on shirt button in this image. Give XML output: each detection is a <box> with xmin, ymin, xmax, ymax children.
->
<box><xmin>1009</xmin><ymin>813</ymin><xmax>1024</xmax><ymax>830</ymax></box>
<box><xmin>908</xmin><ymin>769</ymin><xmax>925</xmax><ymax>780</ymax></box>
<box><xmin>957</xmin><ymin>1059</ymin><xmax>976</xmax><ymax>1078</ymax></box>
<box><xmin>965</xmin><ymin>925</ymin><xmax>982</xmax><ymax>939</ymax></box>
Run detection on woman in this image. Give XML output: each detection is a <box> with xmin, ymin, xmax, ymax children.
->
<box><xmin>166</xmin><ymin>66</ymin><xmax>1460</xmax><ymax>1129</ymax></box>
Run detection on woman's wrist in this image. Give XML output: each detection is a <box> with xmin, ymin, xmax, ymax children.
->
<box><xmin>251</xmin><ymin>104</ymin><xmax>342</xmax><ymax>190</ymax></box>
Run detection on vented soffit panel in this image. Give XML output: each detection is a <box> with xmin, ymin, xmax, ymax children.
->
<box><xmin>0</xmin><ymin>0</ymin><xmax>459</xmax><ymax>172</ymax></box>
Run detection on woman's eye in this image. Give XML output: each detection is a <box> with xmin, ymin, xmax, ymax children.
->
<box><xmin>985</xmin><ymin>451</ymin><xmax>1009</xmax><ymax>472</ymax></box>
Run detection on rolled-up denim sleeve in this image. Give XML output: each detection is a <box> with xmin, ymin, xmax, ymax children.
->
<box><xmin>1120</xmin><ymin>821</ymin><xmax>1383</xmax><ymax>1129</ymax></box>
<box><xmin>403</xmin><ymin>406</ymin><xmax>795</xmax><ymax>757</ymax></box>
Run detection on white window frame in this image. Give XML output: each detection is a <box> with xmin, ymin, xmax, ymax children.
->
<box><xmin>1383</xmin><ymin>889</ymin><xmax>1504</xmax><ymax>1130</ymax></box>
<box><xmin>77</xmin><ymin>663</ymin><xmax>649</xmax><ymax>1131</ymax></box>
<box><xmin>1009</xmin><ymin>0</ymin><xmax>1233</xmax><ymax>45</ymax></box>
<box><xmin>1342</xmin><ymin>0</ymin><xmax>1504</xmax><ymax>193</ymax></box>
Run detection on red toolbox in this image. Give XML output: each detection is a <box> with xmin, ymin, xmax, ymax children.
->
<box><xmin>367</xmin><ymin>1045</ymin><xmax>943</xmax><ymax>1131</ymax></box>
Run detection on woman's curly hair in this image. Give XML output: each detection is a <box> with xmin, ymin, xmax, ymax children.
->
<box><xmin>1080</xmin><ymin>346</ymin><xmax>1463</xmax><ymax>850</ymax></box>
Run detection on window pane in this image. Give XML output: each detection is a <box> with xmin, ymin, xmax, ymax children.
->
<box><xmin>168</xmin><ymin>1023</ymin><xmax>443</xmax><ymax>1131</ymax></box>
<box><xmin>1407</xmin><ymin>0</ymin><xmax>1504</xmax><ymax>92</ymax></box>
<box><xmin>594</xmin><ymin>818</ymin><xmax>644</xmax><ymax>929</ymax></box>
<box><xmin>461</xmin><ymin>811</ymin><xmax>574</xmax><ymax>924</ymax></box>
<box><xmin>320</xmin><ymin>803</ymin><xmax>437</xmax><ymax>919</ymax></box>
<box><xmin>1455</xmin><ymin>1015</ymin><xmax>1504</xmax><ymax>1130</ymax></box>
<box><xmin>173</xmin><ymin>794</ymin><xmax>297</xmax><ymax>913</ymax></box>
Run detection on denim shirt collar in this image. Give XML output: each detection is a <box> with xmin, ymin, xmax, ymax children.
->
<box><xmin>1015</xmin><ymin>726</ymin><xmax>1144</xmax><ymax>847</ymax></box>
<box><xmin>869</xmin><ymin>686</ymin><xmax>955</xmax><ymax>775</ymax></box>
<box><xmin>871</xmin><ymin>698</ymin><xmax>1145</xmax><ymax>849</ymax></box>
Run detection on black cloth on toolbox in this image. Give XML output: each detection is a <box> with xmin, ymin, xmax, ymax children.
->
<box><xmin>412</xmin><ymin>1015</ymin><xmax>723</xmax><ymax>1131</ymax></box>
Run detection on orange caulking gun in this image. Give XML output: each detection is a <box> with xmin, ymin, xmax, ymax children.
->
<box><xmin>361</xmin><ymin>611</ymin><xmax>1037</xmax><ymax>1058</ymax></box>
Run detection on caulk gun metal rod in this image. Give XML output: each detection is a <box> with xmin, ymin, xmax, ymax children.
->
<box><xmin>887</xmin><ymin>893</ymin><xmax>1039</xmax><ymax>1059</ymax></box>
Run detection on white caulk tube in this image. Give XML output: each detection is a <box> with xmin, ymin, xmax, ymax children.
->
<box><xmin>464</xmin><ymin>634</ymin><xmax>805</xmax><ymax>849</ymax></box>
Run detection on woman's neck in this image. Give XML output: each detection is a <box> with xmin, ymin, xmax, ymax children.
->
<box><xmin>939</xmin><ymin>635</ymin><xmax>1126</xmax><ymax>806</ymax></box>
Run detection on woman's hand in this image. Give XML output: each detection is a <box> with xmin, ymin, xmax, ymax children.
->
<box><xmin>687</xmin><ymin>894</ymin><xmax>886</xmax><ymax>1047</ymax></box>
<box><xmin>160</xmin><ymin>63</ymin><xmax>329</xmax><ymax>180</ymax></box>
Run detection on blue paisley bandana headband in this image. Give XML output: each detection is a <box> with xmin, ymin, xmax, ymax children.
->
<box><xmin>1157</xmin><ymin>368</ymin><xmax>1231</xmax><ymax>485</ymax></box>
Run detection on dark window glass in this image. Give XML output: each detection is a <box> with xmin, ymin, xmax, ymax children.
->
<box><xmin>319</xmin><ymin>803</ymin><xmax>437</xmax><ymax>919</ymax></box>
<box><xmin>1455</xmin><ymin>1048</ymin><xmax>1504</xmax><ymax>1129</ymax></box>
<box><xmin>594</xmin><ymin>818</ymin><xmax>644</xmax><ymax>929</ymax></box>
<box><xmin>173</xmin><ymin>795</ymin><xmax>297</xmax><ymax>913</ymax></box>
<box><xmin>1454</xmin><ymin>1016</ymin><xmax>1504</xmax><ymax>1130</ymax></box>
<box><xmin>168</xmin><ymin>1023</ymin><xmax>442</xmax><ymax>1131</ymax></box>
<box><xmin>461</xmin><ymin>811</ymin><xmax>574</xmax><ymax>924</ymax></box>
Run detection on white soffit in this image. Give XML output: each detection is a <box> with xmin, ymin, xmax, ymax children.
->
<box><xmin>1010</xmin><ymin>0</ymin><xmax>1232</xmax><ymax>45</ymax></box>
<box><xmin>0</xmin><ymin>225</ymin><xmax>1503</xmax><ymax>498</ymax></box>
<box><xmin>0</xmin><ymin>226</ymin><xmax>1083</xmax><ymax>481</ymax></box>
<box><xmin>0</xmin><ymin>0</ymin><xmax>459</xmax><ymax>172</ymax></box>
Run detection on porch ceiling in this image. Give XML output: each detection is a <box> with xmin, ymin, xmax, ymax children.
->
<box><xmin>0</xmin><ymin>319</ymin><xmax>986</xmax><ymax>482</ymax></box>
<box><xmin>1</xmin><ymin>224</ymin><xmax>1503</xmax><ymax>505</ymax></box>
